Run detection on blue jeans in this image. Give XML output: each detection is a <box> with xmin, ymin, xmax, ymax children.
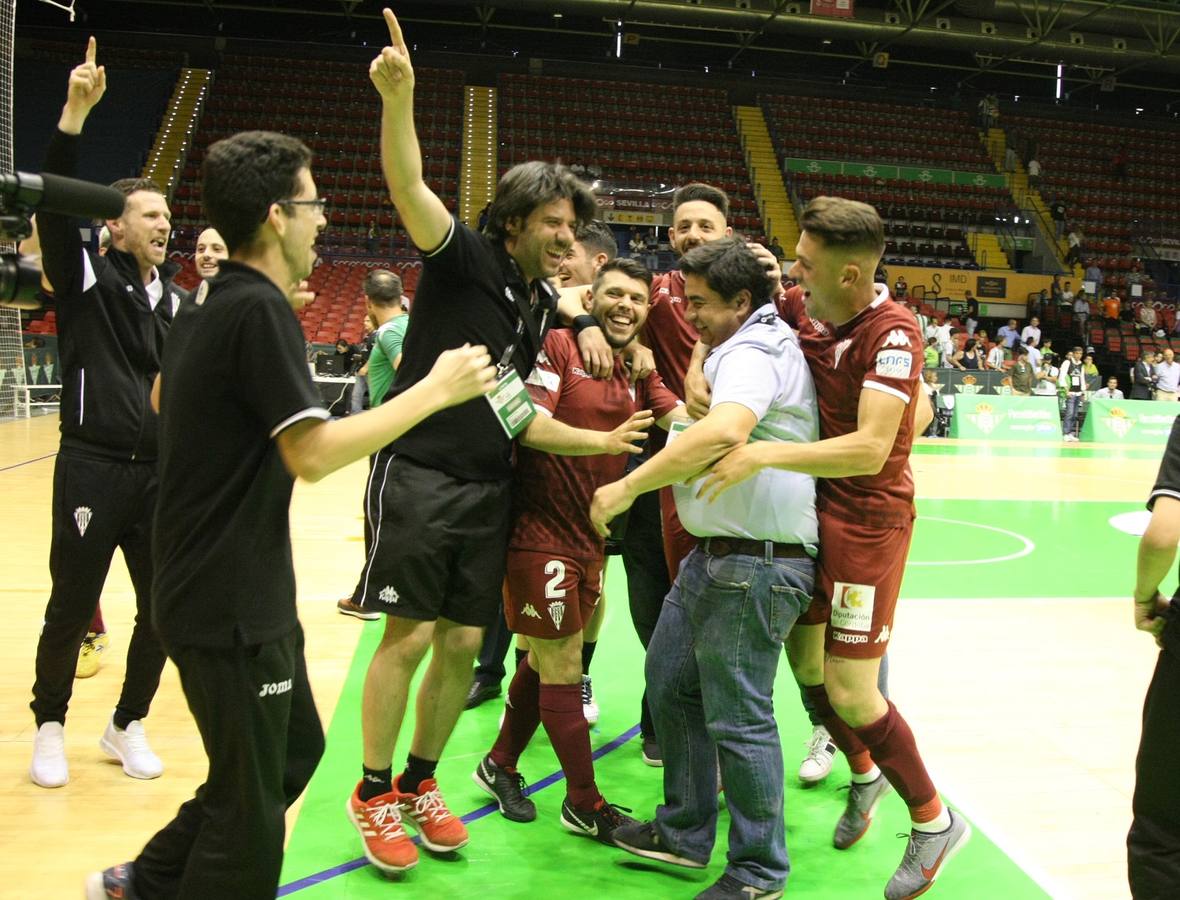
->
<box><xmin>1063</xmin><ymin>393</ymin><xmax>1082</xmax><ymax>436</ymax></box>
<box><xmin>646</xmin><ymin>544</ymin><xmax>814</xmax><ymax>891</ymax></box>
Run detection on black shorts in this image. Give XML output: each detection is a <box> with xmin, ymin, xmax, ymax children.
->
<box><xmin>351</xmin><ymin>451</ymin><xmax>512</xmax><ymax>627</ymax></box>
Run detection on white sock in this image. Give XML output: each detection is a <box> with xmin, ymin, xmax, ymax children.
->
<box><xmin>850</xmin><ymin>764</ymin><xmax>881</xmax><ymax>785</ymax></box>
<box><xmin>913</xmin><ymin>805</ymin><xmax>952</xmax><ymax>833</ymax></box>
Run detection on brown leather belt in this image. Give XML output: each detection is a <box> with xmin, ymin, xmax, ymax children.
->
<box><xmin>700</xmin><ymin>537</ymin><xmax>809</xmax><ymax>560</ymax></box>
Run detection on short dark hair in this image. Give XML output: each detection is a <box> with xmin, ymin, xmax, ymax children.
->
<box><xmin>109</xmin><ymin>177</ymin><xmax>163</xmax><ymax>198</ymax></box>
<box><xmin>672</xmin><ymin>182</ymin><xmax>729</xmax><ymax>220</ymax></box>
<box><xmin>202</xmin><ymin>130</ymin><xmax>313</xmax><ymax>254</ymax></box>
<box><xmin>575</xmin><ymin>220</ymin><xmax>617</xmax><ymax>261</ymax></box>
<box><xmin>363</xmin><ymin>269</ymin><xmax>403</xmax><ymax>305</ymax></box>
<box><xmin>483</xmin><ymin>161</ymin><xmax>597</xmax><ymax>242</ymax></box>
<box><xmin>593</xmin><ymin>257</ymin><xmax>652</xmax><ymax>293</ymax></box>
<box><xmin>800</xmin><ymin>196</ymin><xmax>886</xmax><ymax>260</ymax></box>
<box><xmin>678</xmin><ymin>237</ymin><xmax>775</xmax><ymax>309</ymax></box>
<box><xmin>1016</xmin><ymin>345</ymin><xmax>1029</xmax><ymax>357</ymax></box>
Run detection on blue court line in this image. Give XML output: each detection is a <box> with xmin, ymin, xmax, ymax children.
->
<box><xmin>277</xmin><ymin>723</ymin><xmax>643</xmax><ymax>896</ymax></box>
<box><xmin>0</xmin><ymin>452</ymin><xmax>55</xmax><ymax>473</ymax></box>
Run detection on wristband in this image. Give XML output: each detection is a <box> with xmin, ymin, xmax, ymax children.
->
<box><xmin>572</xmin><ymin>315</ymin><xmax>601</xmax><ymax>334</ymax></box>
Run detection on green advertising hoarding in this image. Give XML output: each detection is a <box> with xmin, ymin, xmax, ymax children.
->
<box><xmin>949</xmin><ymin>394</ymin><xmax>1063</xmax><ymax>440</ymax></box>
<box><xmin>1080</xmin><ymin>398</ymin><xmax>1180</xmax><ymax>444</ymax></box>
<box><xmin>785</xmin><ymin>158</ymin><xmax>1005</xmax><ymax>189</ymax></box>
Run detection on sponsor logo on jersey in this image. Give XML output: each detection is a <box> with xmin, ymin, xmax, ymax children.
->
<box><xmin>874</xmin><ymin>625</ymin><xmax>891</xmax><ymax>643</ymax></box>
<box><xmin>809</xmin><ymin>317</ymin><xmax>830</xmax><ymax>336</ymax></box>
<box><xmin>547</xmin><ymin>600</ymin><xmax>566</xmax><ymax>630</ymax></box>
<box><xmin>831</xmin><ymin>582</ymin><xmax>875</xmax><ymax>633</ymax></box>
<box><xmin>378</xmin><ymin>585</ymin><xmax>400</xmax><ymax>605</ymax></box>
<box><xmin>74</xmin><ymin>506</ymin><xmax>93</xmax><ymax>537</ymax></box>
<box><xmin>875</xmin><ymin>350</ymin><xmax>914</xmax><ymax>379</ymax></box>
<box><xmin>258</xmin><ymin>678</ymin><xmax>293</xmax><ymax>697</ymax></box>
<box><xmin>882</xmin><ymin>329</ymin><xmax>912</xmax><ymax>349</ymax></box>
<box><xmin>571</xmin><ymin>366</ymin><xmax>593</xmax><ymax>380</ymax></box>
<box><xmin>833</xmin><ymin>338</ymin><xmax>853</xmax><ymax>369</ymax></box>
<box><xmin>522</xmin><ymin>603</ymin><xmax>542</xmax><ymax>619</ymax></box>
<box><xmin>832</xmin><ymin>631</ymin><xmax>869</xmax><ymax>645</ymax></box>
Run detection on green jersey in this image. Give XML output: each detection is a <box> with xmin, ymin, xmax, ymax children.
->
<box><xmin>366</xmin><ymin>314</ymin><xmax>409</xmax><ymax>406</ymax></box>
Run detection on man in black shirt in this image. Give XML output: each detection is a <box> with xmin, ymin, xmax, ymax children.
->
<box><xmin>85</xmin><ymin>130</ymin><xmax>496</xmax><ymax>900</ymax></box>
<box><xmin>30</xmin><ymin>37</ymin><xmax>184</xmax><ymax>790</ymax></box>
<box><xmin>344</xmin><ymin>10</ymin><xmax>598</xmax><ymax>872</ymax></box>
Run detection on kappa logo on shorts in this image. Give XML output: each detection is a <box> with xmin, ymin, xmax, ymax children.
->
<box><xmin>522</xmin><ymin>603</ymin><xmax>542</xmax><ymax>619</ymax></box>
<box><xmin>73</xmin><ymin>506</ymin><xmax>93</xmax><ymax>537</ymax></box>
<box><xmin>830</xmin><ymin>582</ymin><xmax>875</xmax><ymax>633</ymax></box>
<box><xmin>378</xmin><ymin>585</ymin><xmax>400</xmax><ymax>605</ymax></box>
<box><xmin>875</xmin><ymin>625</ymin><xmax>890</xmax><ymax>643</ymax></box>
<box><xmin>832</xmin><ymin>632</ymin><xmax>869</xmax><ymax>645</ymax></box>
<box><xmin>547</xmin><ymin>600</ymin><xmax>566</xmax><ymax>630</ymax></box>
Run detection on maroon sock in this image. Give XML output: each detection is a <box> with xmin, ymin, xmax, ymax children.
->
<box><xmin>852</xmin><ymin>701</ymin><xmax>938</xmax><ymax>810</ymax></box>
<box><xmin>489</xmin><ymin>657</ymin><xmax>541</xmax><ymax>770</ymax></box>
<box><xmin>89</xmin><ymin>605</ymin><xmax>105</xmax><ymax>634</ymax></box>
<box><xmin>539</xmin><ymin>682</ymin><xmax>600</xmax><ymax>811</ymax></box>
<box><xmin>803</xmin><ymin>683</ymin><xmax>870</xmax><ymax>760</ymax></box>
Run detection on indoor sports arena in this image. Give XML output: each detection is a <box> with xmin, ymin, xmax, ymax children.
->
<box><xmin>2</xmin><ymin>1</ymin><xmax>1177</xmax><ymax>898</ymax></box>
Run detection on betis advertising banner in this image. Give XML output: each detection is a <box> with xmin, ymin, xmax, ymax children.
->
<box><xmin>949</xmin><ymin>394</ymin><xmax>1063</xmax><ymax>440</ymax></box>
<box><xmin>1080</xmin><ymin>398</ymin><xmax>1180</xmax><ymax>444</ymax></box>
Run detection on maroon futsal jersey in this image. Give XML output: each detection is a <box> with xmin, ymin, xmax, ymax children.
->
<box><xmin>775</xmin><ymin>285</ymin><xmax>922</xmax><ymax>528</ymax></box>
<box><xmin>645</xmin><ymin>271</ymin><xmax>699</xmax><ymax>401</ymax></box>
<box><xmin>511</xmin><ymin>328</ymin><xmax>681</xmax><ymax>560</ymax></box>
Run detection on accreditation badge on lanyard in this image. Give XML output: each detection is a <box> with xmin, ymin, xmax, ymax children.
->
<box><xmin>487</xmin><ymin>297</ymin><xmax>549</xmax><ymax>439</ymax></box>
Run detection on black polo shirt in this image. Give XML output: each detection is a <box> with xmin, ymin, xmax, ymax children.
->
<box><xmin>388</xmin><ymin>217</ymin><xmax>557</xmax><ymax>481</ymax></box>
<box><xmin>152</xmin><ymin>261</ymin><xmax>329</xmax><ymax>649</ymax></box>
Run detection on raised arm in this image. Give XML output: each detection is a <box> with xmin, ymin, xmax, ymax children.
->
<box><xmin>369</xmin><ymin>9</ymin><xmax>450</xmax><ymax>252</ymax></box>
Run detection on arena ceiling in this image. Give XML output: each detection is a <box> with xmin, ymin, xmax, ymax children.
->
<box><xmin>21</xmin><ymin>0</ymin><xmax>1180</xmax><ymax>101</ymax></box>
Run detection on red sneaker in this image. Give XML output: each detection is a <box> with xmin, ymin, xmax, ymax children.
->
<box><xmin>347</xmin><ymin>783</ymin><xmax>419</xmax><ymax>873</ymax></box>
<box><xmin>393</xmin><ymin>775</ymin><xmax>470</xmax><ymax>852</ymax></box>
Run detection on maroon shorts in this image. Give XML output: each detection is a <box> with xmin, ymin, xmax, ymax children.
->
<box><xmin>799</xmin><ymin>510</ymin><xmax>913</xmax><ymax>659</ymax></box>
<box><xmin>504</xmin><ymin>550</ymin><xmax>603</xmax><ymax>639</ymax></box>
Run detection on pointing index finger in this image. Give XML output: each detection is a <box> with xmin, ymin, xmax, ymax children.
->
<box><xmin>383</xmin><ymin>8</ymin><xmax>406</xmax><ymax>50</ymax></box>
<box><xmin>85</xmin><ymin>35</ymin><xmax>97</xmax><ymax>64</ymax></box>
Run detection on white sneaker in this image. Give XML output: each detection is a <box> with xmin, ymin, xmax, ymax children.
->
<box><xmin>30</xmin><ymin>721</ymin><xmax>69</xmax><ymax>788</ymax></box>
<box><xmin>799</xmin><ymin>724</ymin><xmax>837</xmax><ymax>785</ymax></box>
<box><xmin>100</xmin><ymin>717</ymin><xmax>163</xmax><ymax>780</ymax></box>
<box><xmin>581</xmin><ymin>675</ymin><xmax>599</xmax><ymax>725</ymax></box>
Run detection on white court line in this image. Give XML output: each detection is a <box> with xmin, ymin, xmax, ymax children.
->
<box><xmin>908</xmin><ymin>517</ymin><xmax>1035</xmax><ymax>566</ymax></box>
<box><xmin>931</xmin><ymin>766</ymin><xmax>1076</xmax><ymax>900</ymax></box>
<box><xmin>903</xmin><ymin>596</ymin><xmax>1126</xmax><ymax>605</ymax></box>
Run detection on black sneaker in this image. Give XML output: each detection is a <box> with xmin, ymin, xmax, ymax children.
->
<box><xmin>464</xmin><ymin>679</ymin><xmax>502</xmax><ymax>710</ymax></box>
<box><xmin>695</xmin><ymin>873</ymin><xmax>783</xmax><ymax>899</ymax></box>
<box><xmin>641</xmin><ymin>734</ymin><xmax>663</xmax><ymax>767</ymax></box>
<box><xmin>472</xmin><ymin>755</ymin><xmax>536</xmax><ymax>822</ymax></box>
<box><xmin>612</xmin><ymin>819</ymin><xmax>707</xmax><ymax>868</ymax></box>
<box><xmin>560</xmin><ymin>797</ymin><xmax>638</xmax><ymax>845</ymax></box>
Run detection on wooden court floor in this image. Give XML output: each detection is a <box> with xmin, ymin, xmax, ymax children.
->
<box><xmin>0</xmin><ymin>413</ymin><xmax>1162</xmax><ymax>899</ymax></box>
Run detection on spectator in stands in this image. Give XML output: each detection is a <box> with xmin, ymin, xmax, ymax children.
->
<box><xmin>1083</xmin><ymin>352</ymin><xmax>1100</xmax><ymax>383</ymax></box>
<box><xmin>986</xmin><ymin>339</ymin><xmax>1007</xmax><ymax>371</ymax></box>
<box><xmin>367</xmin><ymin>218</ymin><xmax>378</xmax><ymax>255</ymax></box>
<box><xmin>893</xmin><ymin>274</ymin><xmax>908</xmax><ymax>301</ymax></box>
<box><xmin>1155</xmin><ymin>348</ymin><xmax>1180</xmax><ymax>402</ymax></box>
<box><xmin>1066</xmin><ymin>228</ymin><xmax>1084</xmax><ymax>267</ymax></box>
<box><xmin>1073</xmin><ymin>290</ymin><xmax>1091</xmax><ymax>333</ymax></box>
<box><xmin>1094</xmin><ymin>376</ymin><xmax>1124</xmax><ymax>400</ymax></box>
<box><xmin>1051</xmin><ymin>274</ymin><xmax>1063</xmax><ymax>306</ymax></box>
<box><xmin>1034</xmin><ymin>354</ymin><xmax>1060</xmax><ymax>396</ymax></box>
<box><xmin>1004</xmin><ymin>144</ymin><xmax>1017</xmax><ymax>173</ymax></box>
<box><xmin>29</xmin><ymin>37</ymin><xmax>176</xmax><ymax>792</ymax></box>
<box><xmin>348</xmin><ymin>314</ymin><xmax>377</xmax><ymax>417</ymax></box>
<box><xmin>934</xmin><ymin>319</ymin><xmax>954</xmax><ymax>363</ymax></box>
<box><xmin>997</xmin><ymin>318</ymin><xmax>1021</xmax><ymax>349</ymax></box>
<box><xmin>964</xmin><ymin>290</ymin><xmax>979</xmax><ymax>336</ymax></box>
<box><xmin>1050</xmin><ymin>197</ymin><xmax>1067</xmax><ymax>239</ymax></box>
<box><xmin>1061</xmin><ymin>280</ymin><xmax>1075</xmax><ymax>306</ymax></box>
<box><xmin>1137</xmin><ymin>302</ymin><xmax>1157</xmax><ymax>334</ymax></box>
<box><xmin>1059</xmin><ymin>346</ymin><xmax>1087</xmax><ymax>441</ymax></box>
<box><xmin>1104</xmin><ymin>292</ymin><xmax>1122</xmax><ymax>325</ymax></box>
<box><xmin>644</xmin><ymin>228</ymin><xmax>660</xmax><ymax>269</ymax></box>
<box><xmin>1010</xmin><ymin>345</ymin><xmax>1034</xmax><ymax>396</ymax></box>
<box><xmin>951</xmin><ymin>338</ymin><xmax>985</xmax><ymax>371</ymax></box>
<box><xmin>628</xmin><ymin>227</ymin><xmax>644</xmax><ymax>259</ymax></box>
<box><xmin>194</xmin><ymin>227</ymin><xmax>228</xmax><ymax>281</ymax></box>
<box><xmin>1025</xmin><ymin>336</ymin><xmax>1042</xmax><ymax>371</ymax></box>
<box><xmin>1085</xmin><ymin>259</ymin><xmax>1103</xmax><ymax>293</ymax></box>
<box><xmin>1132</xmin><ymin>351</ymin><xmax>1157</xmax><ymax>400</ymax></box>
<box><xmin>1026</xmin><ymin>156</ymin><xmax>1041</xmax><ymax>190</ymax></box>
<box><xmin>923</xmin><ymin>336</ymin><xmax>940</xmax><ymax>369</ymax></box>
<box><xmin>1021</xmin><ymin>315</ymin><xmax>1041</xmax><ymax>348</ymax></box>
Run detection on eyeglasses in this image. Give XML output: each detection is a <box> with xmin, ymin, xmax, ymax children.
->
<box><xmin>278</xmin><ymin>198</ymin><xmax>328</xmax><ymax>215</ymax></box>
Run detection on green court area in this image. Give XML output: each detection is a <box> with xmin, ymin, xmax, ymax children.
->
<box><xmin>278</xmin><ymin>492</ymin><xmax>1120</xmax><ymax>897</ymax></box>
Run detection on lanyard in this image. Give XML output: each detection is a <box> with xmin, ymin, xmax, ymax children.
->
<box><xmin>496</xmin><ymin>307</ymin><xmax>551</xmax><ymax>378</ymax></box>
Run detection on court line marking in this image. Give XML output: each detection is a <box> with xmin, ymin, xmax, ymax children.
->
<box><xmin>908</xmin><ymin>516</ymin><xmax>1035</xmax><ymax>566</ymax></box>
<box><xmin>904</xmin><ymin>596</ymin><xmax>1126</xmax><ymax>605</ymax></box>
<box><xmin>0</xmin><ymin>452</ymin><xmax>55</xmax><ymax>473</ymax></box>
<box><xmin>276</xmin><ymin>723</ymin><xmax>642</xmax><ymax>896</ymax></box>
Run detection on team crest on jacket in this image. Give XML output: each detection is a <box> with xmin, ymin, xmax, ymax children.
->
<box><xmin>74</xmin><ymin>506</ymin><xmax>93</xmax><ymax>537</ymax></box>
